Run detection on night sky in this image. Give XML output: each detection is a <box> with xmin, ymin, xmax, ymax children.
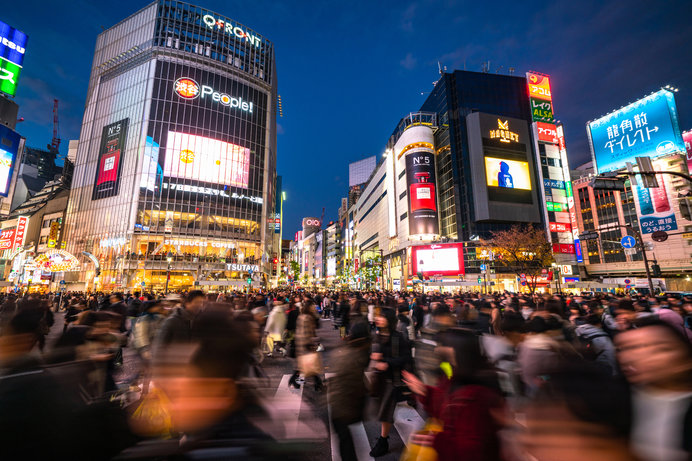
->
<box><xmin>4</xmin><ymin>0</ymin><xmax>692</xmax><ymax>237</ymax></box>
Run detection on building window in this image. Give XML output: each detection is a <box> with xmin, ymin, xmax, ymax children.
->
<box><xmin>400</xmin><ymin>212</ymin><xmax>407</xmax><ymax>221</ymax></box>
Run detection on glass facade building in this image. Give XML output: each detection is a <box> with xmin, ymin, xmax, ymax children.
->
<box><xmin>65</xmin><ymin>1</ymin><xmax>277</xmax><ymax>291</ymax></box>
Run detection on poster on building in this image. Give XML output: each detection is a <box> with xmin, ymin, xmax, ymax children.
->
<box><xmin>632</xmin><ymin>159</ymin><xmax>678</xmax><ymax>234</ymax></box>
<box><xmin>47</xmin><ymin>220</ymin><xmax>60</xmax><ymax>247</ymax></box>
<box><xmin>13</xmin><ymin>216</ymin><xmax>27</xmax><ymax>249</ymax></box>
<box><xmin>684</xmin><ymin>130</ymin><xmax>692</xmax><ymax>174</ymax></box>
<box><xmin>0</xmin><ymin>125</ymin><xmax>21</xmax><ymax>197</ymax></box>
<box><xmin>92</xmin><ymin>118</ymin><xmax>129</xmax><ymax>200</ymax></box>
<box><xmin>0</xmin><ymin>228</ymin><xmax>15</xmax><ymax>250</ymax></box>
<box><xmin>587</xmin><ymin>90</ymin><xmax>685</xmax><ymax>173</ymax></box>
<box><xmin>405</xmin><ymin>150</ymin><xmax>439</xmax><ymax>236</ymax></box>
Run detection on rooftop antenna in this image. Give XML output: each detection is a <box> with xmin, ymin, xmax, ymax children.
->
<box><xmin>509</xmin><ymin>67</ymin><xmax>515</xmax><ymax>75</ymax></box>
<box><xmin>495</xmin><ymin>65</ymin><xmax>504</xmax><ymax>74</ymax></box>
<box><xmin>437</xmin><ymin>61</ymin><xmax>447</xmax><ymax>76</ymax></box>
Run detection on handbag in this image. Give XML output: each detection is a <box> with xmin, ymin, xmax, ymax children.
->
<box><xmin>128</xmin><ymin>386</ymin><xmax>173</xmax><ymax>438</ymax></box>
<box><xmin>297</xmin><ymin>351</ymin><xmax>322</xmax><ymax>377</ymax></box>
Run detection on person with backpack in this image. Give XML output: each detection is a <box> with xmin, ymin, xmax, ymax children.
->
<box><xmin>574</xmin><ymin>313</ymin><xmax>618</xmax><ymax>376</ymax></box>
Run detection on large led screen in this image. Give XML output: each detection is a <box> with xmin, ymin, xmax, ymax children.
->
<box><xmin>0</xmin><ymin>125</ymin><xmax>20</xmax><ymax>197</ymax></box>
<box><xmin>164</xmin><ymin>132</ymin><xmax>249</xmax><ymax>188</ymax></box>
<box><xmin>92</xmin><ymin>119</ymin><xmax>129</xmax><ymax>200</ymax></box>
<box><xmin>0</xmin><ymin>20</ymin><xmax>28</xmax><ymax>97</ymax></box>
<box><xmin>411</xmin><ymin>243</ymin><xmax>465</xmax><ymax>277</ymax></box>
<box><xmin>485</xmin><ymin>157</ymin><xmax>531</xmax><ymax>190</ymax></box>
<box><xmin>588</xmin><ymin>89</ymin><xmax>685</xmax><ymax>173</ymax></box>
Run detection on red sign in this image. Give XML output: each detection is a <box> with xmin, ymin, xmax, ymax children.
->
<box><xmin>684</xmin><ymin>131</ymin><xmax>692</xmax><ymax>175</ymax></box>
<box><xmin>0</xmin><ymin>228</ymin><xmax>15</xmax><ymax>250</ymax></box>
<box><xmin>354</xmin><ymin>258</ymin><xmax>359</xmax><ymax>273</ymax></box>
<box><xmin>536</xmin><ymin>122</ymin><xmax>558</xmax><ymax>144</ymax></box>
<box><xmin>411</xmin><ymin>242</ymin><xmax>465</xmax><ymax>277</ymax></box>
<box><xmin>552</xmin><ymin>243</ymin><xmax>575</xmax><ymax>254</ymax></box>
<box><xmin>13</xmin><ymin>216</ymin><xmax>27</xmax><ymax>249</ymax></box>
<box><xmin>526</xmin><ymin>72</ymin><xmax>552</xmax><ymax>102</ymax></box>
<box><xmin>174</xmin><ymin>78</ymin><xmax>200</xmax><ymax>99</ymax></box>
<box><xmin>549</xmin><ymin>222</ymin><xmax>569</xmax><ymax>233</ymax></box>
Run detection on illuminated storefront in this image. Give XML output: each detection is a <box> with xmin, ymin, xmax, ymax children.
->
<box><xmin>64</xmin><ymin>1</ymin><xmax>277</xmax><ymax>291</ymax></box>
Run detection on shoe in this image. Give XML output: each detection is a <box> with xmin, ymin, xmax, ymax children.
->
<box><xmin>267</xmin><ymin>352</ymin><xmax>273</xmax><ymax>358</ymax></box>
<box><xmin>314</xmin><ymin>376</ymin><xmax>324</xmax><ymax>392</ymax></box>
<box><xmin>288</xmin><ymin>373</ymin><xmax>301</xmax><ymax>389</ymax></box>
<box><xmin>369</xmin><ymin>436</ymin><xmax>389</xmax><ymax>457</ymax></box>
<box><xmin>316</xmin><ymin>343</ymin><xmax>324</xmax><ymax>352</ymax></box>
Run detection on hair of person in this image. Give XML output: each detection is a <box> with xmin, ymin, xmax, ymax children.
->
<box><xmin>185</xmin><ymin>290</ymin><xmax>206</xmax><ymax>304</ymax></box>
<box><xmin>438</xmin><ymin>328</ymin><xmax>495</xmax><ymax>385</ymax></box>
<box><xmin>500</xmin><ymin>311</ymin><xmax>525</xmax><ymax>333</ymax></box>
<box><xmin>379</xmin><ymin>307</ymin><xmax>397</xmax><ymax>334</ymax></box>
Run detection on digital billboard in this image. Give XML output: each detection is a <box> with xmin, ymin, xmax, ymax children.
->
<box><xmin>140</xmin><ymin>136</ymin><xmax>162</xmax><ymax>192</ymax></box>
<box><xmin>588</xmin><ymin>89</ymin><xmax>685</xmax><ymax>173</ymax></box>
<box><xmin>0</xmin><ymin>124</ymin><xmax>20</xmax><ymax>197</ymax></box>
<box><xmin>683</xmin><ymin>130</ymin><xmax>692</xmax><ymax>174</ymax></box>
<box><xmin>411</xmin><ymin>243</ymin><xmax>464</xmax><ymax>277</ymax></box>
<box><xmin>485</xmin><ymin>157</ymin><xmax>531</xmax><ymax>190</ymax></box>
<box><xmin>405</xmin><ymin>150</ymin><xmax>439</xmax><ymax>235</ymax></box>
<box><xmin>0</xmin><ymin>20</ymin><xmax>28</xmax><ymax>97</ymax></box>
<box><xmin>163</xmin><ymin>131</ymin><xmax>249</xmax><ymax>188</ymax></box>
<box><xmin>92</xmin><ymin>119</ymin><xmax>129</xmax><ymax>200</ymax></box>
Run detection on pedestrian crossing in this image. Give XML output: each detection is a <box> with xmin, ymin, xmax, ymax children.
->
<box><xmin>270</xmin><ymin>373</ymin><xmax>426</xmax><ymax>461</ymax></box>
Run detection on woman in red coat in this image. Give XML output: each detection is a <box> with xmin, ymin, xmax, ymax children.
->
<box><xmin>403</xmin><ymin>328</ymin><xmax>506</xmax><ymax>461</ymax></box>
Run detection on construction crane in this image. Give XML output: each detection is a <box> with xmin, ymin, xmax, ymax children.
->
<box><xmin>47</xmin><ymin>99</ymin><xmax>61</xmax><ymax>155</ymax></box>
<box><xmin>319</xmin><ymin>207</ymin><xmax>325</xmax><ymax>226</ymax></box>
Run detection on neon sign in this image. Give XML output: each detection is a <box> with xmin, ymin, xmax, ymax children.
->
<box><xmin>489</xmin><ymin>119</ymin><xmax>519</xmax><ymax>143</ymax></box>
<box><xmin>174</xmin><ymin>77</ymin><xmax>253</xmax><ymax>113</ymax></box>
<box><xmin>202</xmin><ymin>15</ymin><xmax>261</xmax><ymax>48</ymax></box>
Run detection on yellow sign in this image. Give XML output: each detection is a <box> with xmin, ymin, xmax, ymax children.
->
<box><xmin>682</xmin><ymin>232</ymin><xmax>692</xmax><ymax>239</ymax></box>
<box><xmin>489</xmin><ymin>119</ymin><xmax>519</xmax><ymax>143</ymax></box>
<box><xmin>47</xmin><ymin>221</ymin><xmax>60</xmax><ymax>248</ymax></box>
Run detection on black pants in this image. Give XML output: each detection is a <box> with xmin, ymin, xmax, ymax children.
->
<box><xmin>332</xmin><ymin>418</ymin><xmax>357</xmax><ymax>461</ymax></box>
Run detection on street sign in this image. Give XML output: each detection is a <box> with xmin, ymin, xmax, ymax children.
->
<box><xmin>624</xmin><ymin>279</ymin><xmax>631</xmax><ymax>284</ymax></box>
<box><xmin>140</xmin><ymin>281</ymin><xmax>145</xmax><ymax>287</ymax></box>
<box><xmin>651</xmin><ymin>231</ymin><xmax>668</xmax><ymax>242</ymax></box>
<box><xmin>620</xmin><ymin>235</ymin><xmax>637</xmax><ymax>249</ymax></box>
<box><xmin>59</xmin><ymin>280</ymin><xmax>66</xmax><ymax>285</ymax></box>
<box><xmin>624</xmin><ymin>248</ymin><xmax>637</xmax><ymax>256</ymax></box>
<box><xmin>247</xmin><ymin>278</ymin><xmax>252</xmax><ymax>285</ymax></box>
<box><xmin>579</xmin><ymin>231</ymin><xmax>599</xmax><ymax>241</ymax></box>
<box><xmin>480</xmin><ymin>264</ymin><xmax>486</xmax><ymax>271</ymax></box>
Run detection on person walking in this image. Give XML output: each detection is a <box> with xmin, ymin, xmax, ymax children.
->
<box><xmin>265</xmin><ymin>299</ymin><xmax>287</xmax><ymax>356</ymax></box>
<box><xmin>295</xmin><ymin>300</ymin><xmax>323</xmax><ymax>391</ymax></box>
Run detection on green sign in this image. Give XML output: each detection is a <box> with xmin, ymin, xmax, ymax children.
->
<box><xmin>530</xmin><ymin>97</ymin><xmax>554</xmax><ymax>122</ymax></box>
<box><xmin>247</xmin><ymin>278</ymin><xmax>252</xmax><ymax>285</ymax></box>
<box><xmin>565</xmin><ymin>180</ymin><xmax>573</xmax><ymax>198</ymax></box>
<box><xmin>0</xmin><ymin>58</ymin><xmax>21</xmax><ymax>97</ymax></box>
<box><xmin>546</xmin><ymin>201</ymin><xmax>567</xmax><ymax>212</ymax></box>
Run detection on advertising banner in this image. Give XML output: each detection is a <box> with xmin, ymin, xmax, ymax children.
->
<box><xmin>485</xmin><ymin>157</ymin><xmax>531</xmax><ymax>190</ymax></box>
<box><xmin>411</xmin><ymin>243</ymin><xmax>464</xmax><ymax>276</ymax></box>
<box><xmin>0</xmin><ymin>20</ymin><xmax>28</xmax><ymax>97</ymax></box>
<box><xmin>163</xmin><ymin>131</ymin><xmax>249</xmax><ymax>188</ymax></box>
<box><xmin>47</xmin><ymin>220</ymin><xmax>60</xmax><ymax>247</ymax></box>
<box><xmin>684</xmin><ymin>131</ymin><xmax>692</xmax><ymax>174</ymax></box>
<box><xmin>92</xmin><ymin>119</ymin><xmax>129</xmax><ymax>200</ymax></box>
<box><xmin>140</xmin><ymin>136</ymin><xmax>162</xmax><ymax>192</ymax></box>
<box><xmin>0</xmin><ymin>228</ymin><xmax>15</xmax><ymax>249</ymax></box>
<box><xmin>405</xmin><ymin>150</ymin><xmax>439</xmax><ymax>235</ymax></box>
<box><xmin>0</xmin><ymin>125</ymin><xmax>20</xmax><ymax>196</ymax></box>
<box><xmin>526</xmin><ymin>72</ymin><xmax>554</xmax><ymax>122</ymax></box>
<box><xmin>632</xmin><ymin>159</ymin><xmax>678</xmax><ymax>234</ymax></box>
<box><xmin>13</xmin><ymin>216</ymin><xmax>27</xmax><ymax>249</ymax></box>
<box><xmin>588</xmin><ymin>89</ymin><xmax>685</xmax><ymax>173</ymax></box>
<box><xmin>536</xmin><ymin>122</ymin><xmax>558</xmax><ymax>144</ymax></box>
<box><xmin>164</xmin><ymin>211</ymin><xmax>174</xmax><ymax>233</ymax></box>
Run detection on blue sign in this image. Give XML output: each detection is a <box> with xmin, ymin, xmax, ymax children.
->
<box><xmin>574</xmin><ymin>238</ymin><xmax>583</xmax><ymax>263</ymax></box>
<box><xmin>0</xmin><ymin>125</ymin><xmax>20</xmax><ymax>197</ymax></box>
<box><xmin>543</xmin><ymin>179</ymin><xmax>565</xmax><ymax>189</ymax></box>
<box><xmin>480</xmin><ymin>264</ymin><xmax>486</xmax><ymax>271</ymax></box>
<box><xmin>0</xmin><ymin>20</ymin><xmax>28</xmax><ymax>67</ymax></box>
<box><xmin>588</xmin><ymin>90</ymin><xmax>685</xmax><ymax>173</ymax></box>
<box><xmin>640</xmin><ymin>215</ymin><xmax>677</xmax><ymax>234</ymax></box>
<box><xmin>620</xmin><ymin>235</ymin><xmax>637</xmax><ymax>249</ymax></box>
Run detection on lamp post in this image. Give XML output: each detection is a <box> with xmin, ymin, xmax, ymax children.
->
<box><xmin>165</xmin><ymin>252</ymin><xmax>173</xmax><ymax>294</ymax></box>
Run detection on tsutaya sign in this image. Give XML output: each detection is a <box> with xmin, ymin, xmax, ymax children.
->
<box><xmin>489</xmin><ymin>119</ymin><xmax>519</xmax><ymax>143</ymax></box>
<box><xmin>174</xmin><ymin>78</ymin><xmax>254</xmax><ymax>113</ymax></box>
<box><xmin>202</xmin><ymin>15</ymin><xmax>261</xmax><ymax>49</ymax></box>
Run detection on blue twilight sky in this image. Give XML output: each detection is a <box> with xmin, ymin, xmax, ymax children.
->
<box><xmin>4</xmin><ymin>0</ymin><xmax>692</xmax><ymax>237</ymax></box>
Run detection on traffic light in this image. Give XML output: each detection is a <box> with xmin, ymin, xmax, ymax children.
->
<box><xmin>273</xmin><ymin>258</ymin><xmax>278</xmax><ymax>264</ymax></box>
<box><xmin>651</xmin><ymin>262</ymin><xmax>662</xmax><ymax>277</ymax></box>
<box><xmin>589</xmin><ymin>176</ymin><xmax>626</xmax><ymax>191</ymax></box>
<box><xmin>477</xmin><ymin>276</ymin><xmax>482</xmax><ymax>284</ymax></box>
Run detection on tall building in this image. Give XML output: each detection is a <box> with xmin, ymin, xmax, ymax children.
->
<box><xmin>64</xmin><ymin>1</ymin><xmax>277</xmax><ymax>291</ymax></box>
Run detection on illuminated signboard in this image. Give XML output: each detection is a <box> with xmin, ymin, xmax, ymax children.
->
<box><xmin>174</xmin><ymin>77</ymin><xmax>254</xmax><ymax>113</ymax></box>
<box><xmin>140</xmin><ymin>136</ymin><xmax>162</xmax><ymax>192</ymax></box>
<box><xmin>0</xmin><ymin>228</ymin><xmax>15</xmax><ymax>249</ymax></box>
<box><xmin>13</xmin><ymin>216</ymin><xmax>27</xmax><ymax>249</ymax></box>
<box><xmin>33</xmin><ymin>249</ymin><xmax>79</xmax><ymax>272</ymax></box>
<box><xmin>683</xmin><ymin>130</ymin><xmax>692</xmax><ymax>174</ymax></box>
<box><xmin>489</xmin><ymin>119</ymin><xmax>519</xmax><ymax>143</ymax></box>
<box><xmin>411</xmin><ymin>243</ymin><xmax>465</xmax><ymax>276</ymax></box>
<box><xmin>163</xmin><ymin>132</ymin><xmax>250</xmax><ymax>188</ymax></box>
<box><xmin>546</xmin><ymin>202</ymin><xmax>567</xmax><ymax>212</ymax></box>
<box><xmin>0</xmin><ymin>20</ymin><xmax>28</xmax><ymax>97</ymax></box>
<box><xmin>485</xmin><ymin>157</ymin><xmax>531</xmax><ymax>190</ymax></box>
<box><xmin>303</xmin><ymin>217</ymin><xmax>321</xmax><ymax>228</ymax></box>
<box><xmin>552</xmin><ymin>243</ymin><xmax>575</xmax><ymax>254</ymax></box>
<box><xmin>92</xmin><ymin>119</ymin><xmax>129</xmax><ymax>200</ymax></box>
<box><xmin>527</xmin><ymin>72</ymin><xmax>554</xmax><ymax>122</ymax></box>
<box><xmin>405</xmin><ymin>149</ymin><xmax>440</xmax><ymax>236</ymax></box>
<box><xmin>0</xmin><ymin>125</ymin><xmax>20</xmax><ymax>196</ymax></box>
<box><xmin>536</xmin><ymin>122</ymin><xmax>558</xmax><ymax>144</ymax></box>
<box><xmin>201</xmin><ymin>14</ymin><xmax>261</xmax><ymax>48</ymax></box>
<box><xmin>632</xmin><ymin>158</ymin><xmax>678</xmax><ymax>234</ymax></box>
<box><xmin>549</xmin><ymin>222</ymin><xmax>569</xmax><ymax>233</ymax></box>
<box><xmin>588</xmin><ymin>89</ymin><xmax>685</xmax><ymax>173</ymax></box>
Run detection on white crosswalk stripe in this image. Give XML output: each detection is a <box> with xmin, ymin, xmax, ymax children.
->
<box><xmin>273</xmin><ymin>373</ymin><xmax>304</xmax><ymax>439</ymax></box>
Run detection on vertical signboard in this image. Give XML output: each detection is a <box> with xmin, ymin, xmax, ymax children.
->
<box><xmin>92</xmin><ymin>118</ymin><xmax>129</xmax><ymax>200</ymax></box>
<box><xmin>683</xmin><ymin>130</ymin><xmax>692</xmax><ymax>174</ymax></box>
<box><xmin>526</xmin><ymin>72</ymin><xmax>554</xmax><ymax>122</ymax></box>
<box><xmin>13</xmin><ymin>216</ymin><xmax>27</xmax><ymax>249</ymax></box>
<box><xmin>0</xmin><ymin>125</ymin><xmax>20</xmax><ymax>197</ymax></box>
<box><xmin>405</xmin><ymin>151</ymin><xmax>439</xmax><ymax>235</ymax></box>
<box><xmin>0</xmin><ymin>20</ymin><xmax>28</xmax><ymax>97</ymax></box>
<box><xmin>632</xmin><ymin>159</ymin><xmax>678</xmax><ymax>234</ymax></box>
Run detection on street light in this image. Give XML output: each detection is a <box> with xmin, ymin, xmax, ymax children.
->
<box><xmin>165</xmin><ymin>251</ymin><xmax>173</xmax><ymax>294</ymax></box>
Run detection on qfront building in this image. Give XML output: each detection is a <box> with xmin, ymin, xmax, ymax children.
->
<box><xmin>64</xmin><ymin>1</ymin><xmax>277</xmax><ymax>291</ymax></box>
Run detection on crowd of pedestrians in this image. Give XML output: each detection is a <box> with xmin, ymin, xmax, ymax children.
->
<box><xmin>0</xmin><ymin>288</ymin><xmax>690</xmax><ymax>460</ymax></box>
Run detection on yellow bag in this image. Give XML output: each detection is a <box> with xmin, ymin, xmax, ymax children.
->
<box><xmin>129</xmin><ymin>387</ymin><xmax>173</xmax><ymax>438</ymax></box>
<box><xmin>400</xmin><ymin>418</ymin><xmax>443</xmax><ymax>461</ymax></box>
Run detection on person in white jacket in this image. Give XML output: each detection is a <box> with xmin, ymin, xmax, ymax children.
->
<box><xmin>265</xmin><ymin>301</ymin><xmax>287</xmax><ymax>356</ymax></box>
